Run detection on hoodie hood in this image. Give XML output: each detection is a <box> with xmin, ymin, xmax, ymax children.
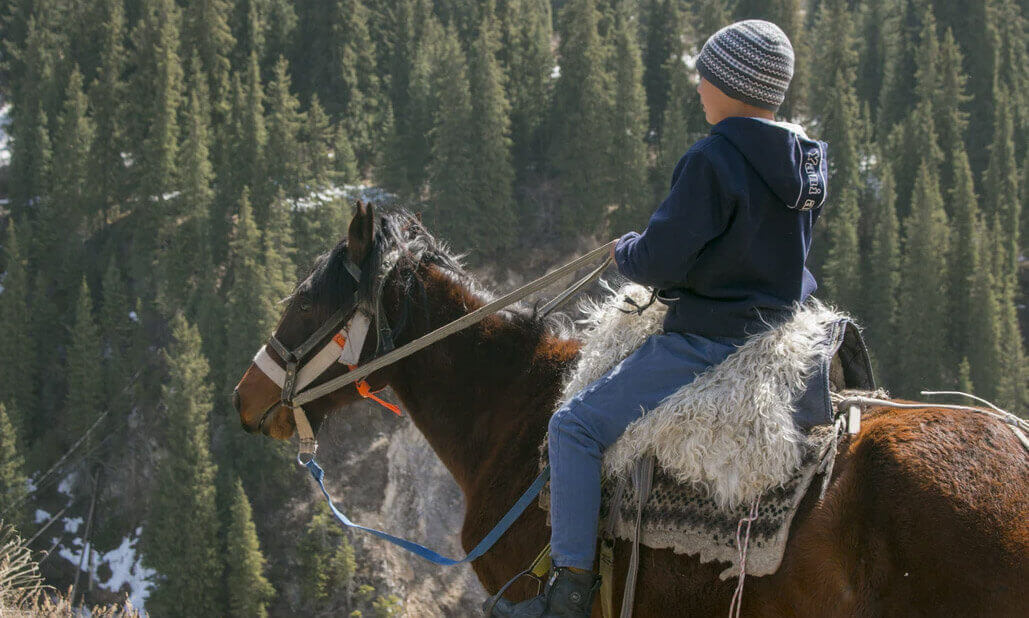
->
<box><xmin>710</xmin><ymin>116</ymin><xmax>828</xmax><ymax>211</ymax></box>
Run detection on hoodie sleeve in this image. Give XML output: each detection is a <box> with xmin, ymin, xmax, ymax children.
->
<box><xmin>614</xmin><ymin>147</ymin><xmax>733</xmax><ymax>289</ymax></box>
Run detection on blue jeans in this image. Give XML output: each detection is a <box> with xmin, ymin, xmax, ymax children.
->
<box><xmin>547</xmin><ymin>331</ymin><xmax>744</xmax><ymax>570</ymax></box>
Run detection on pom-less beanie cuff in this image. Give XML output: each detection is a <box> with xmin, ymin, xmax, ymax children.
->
<box><xmin>695</xmin><ymin>19</ymin><xmax>794</xmax><ymax>112</ymax></box>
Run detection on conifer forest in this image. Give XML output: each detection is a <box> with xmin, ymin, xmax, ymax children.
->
<box><xmin>0</xmin><ymin>0</ymin><xmax>1026</xmax><ymax>615</ymax></box>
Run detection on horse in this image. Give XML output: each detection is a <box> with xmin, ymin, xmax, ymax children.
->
<box><xmin>234</xmin><ymin>202</ymin><xmax>1028</xmax><ymax>617</ymax></box>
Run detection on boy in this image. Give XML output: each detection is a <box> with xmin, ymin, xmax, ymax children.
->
<box><xmin>491</xmin><ymin>19</ymin><xmax>828</xmax><ymax>618</ymax></box>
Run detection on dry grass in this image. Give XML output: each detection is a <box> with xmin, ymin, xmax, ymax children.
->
<box><xmin>0</xmin><ymin>522</ymin><xmax>140</xmax><ymax>617</ymax></box>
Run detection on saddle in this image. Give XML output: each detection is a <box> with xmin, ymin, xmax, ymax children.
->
<box><xmin>539</xmin><ymin>284</ymin><xmax>876</xmax><ymax>580</ymax></box>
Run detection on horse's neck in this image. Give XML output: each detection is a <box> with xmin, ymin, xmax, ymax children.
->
<box><xmin>384</xmin><ymin>267</ymin><xmax>577</xmax><ymax>495</ymax></box>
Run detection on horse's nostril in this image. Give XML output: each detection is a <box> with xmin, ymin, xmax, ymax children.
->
<box><xmin>232</xmin><ymin>389</ymin><xmax>241</xmax><ymax>412</ymax></box>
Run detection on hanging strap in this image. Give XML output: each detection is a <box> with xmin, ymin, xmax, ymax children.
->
<box><xmin>306</xmin><ymin>460</ymin><xmax>550</xmax><ymax>565</ymax></box>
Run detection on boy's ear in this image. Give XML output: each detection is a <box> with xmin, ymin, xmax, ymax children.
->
<box><xmin>346</xmin><ymin>200</ymin><xmax>375</xmax><ymax>265</ymax></box>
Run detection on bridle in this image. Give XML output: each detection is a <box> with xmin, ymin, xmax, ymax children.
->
<box><xmin>248</xmin><ymin>237</ymin><xmax>617</xmax><ymax>465</ymax></box>
<box><xmin>251</xmin><ymin>254</ymin><xmax>402</xmax><ymax>462</ymax></box>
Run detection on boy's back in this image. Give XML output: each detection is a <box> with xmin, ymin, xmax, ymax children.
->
<box><xmin>615</xmin><ymin>116</ymin><xmax>828</xmax><ymax>339</ymax></box>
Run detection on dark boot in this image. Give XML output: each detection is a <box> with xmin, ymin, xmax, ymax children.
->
<box><xmin>484</xmin><ymin>567</ymin><xmax>601</xmax><ymax>617</ymax></box>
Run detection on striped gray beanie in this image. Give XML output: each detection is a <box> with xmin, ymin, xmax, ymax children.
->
<box><xmin>695</xmin><ymin>20</ymin><xmax>794</xmax><ymax>112</ymax></box>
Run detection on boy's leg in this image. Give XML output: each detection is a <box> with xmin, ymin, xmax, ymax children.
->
<box><xmin>547</xmin><ymin>332</ymin><xmax>743</xmax><ymax>570</ymax></box>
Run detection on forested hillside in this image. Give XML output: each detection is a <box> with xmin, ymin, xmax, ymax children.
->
<box><xmin>0</xmin><ymin>0</ymin><xmax>1025</xmax><ymax>615</ymax></box>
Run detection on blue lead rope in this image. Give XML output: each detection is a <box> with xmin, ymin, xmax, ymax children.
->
<box><xmin>306</xmin><ymin>459</ymin><xmax>550</xmax><ymax>566</ymax></box>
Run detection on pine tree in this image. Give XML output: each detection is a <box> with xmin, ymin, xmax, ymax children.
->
<box><xmin>653</xmin><ymin>56</ymin><xmax>693</xmax><ymax>202</ymax></box>
<box><xmin>264</xmin><ymin>189</ymin><xmax>298</xmax><ymax>298</ymax></box>
<box><xmin>931</xmin><ymin>29</ymin><xmax>970</xmax><ymax>196</ymax></box>
<box><xmin>691</xmin><ymin>0</ymin><xmax>732</xmax><ymax>42</ymax></box>
<box><xmin>994</xmin><ymin>276</ymin><xmax>1026</xmax><ymax>409</ymax></box>
<box><xmin>304</xmin><ymin>94</ymin><xmax>334</xmax><ymax>189</ymax></box>
<box><xmin>131</xmin><ymin>0</ymin><xmax>184</xmax><ymax>286</ymax></box>
<box><xmin>983</xmin><ymin>85</ymin><xmax>1021</xmax><ymax>286</ymax></box>
<box><xmin>6</xmin><ymin>11</ymin><xmax>59</xmax><ymax>215</ymax></box>
<box><xmin>142</xmin><ymin>314</ymin><xmax>223</xmax><ymax>618</ymax></box>
<box><xmin>895</xmin><ymin>160</ymin><xmax>951</xmax><ymax>395</ymax></box>
<box><xmin>889</xmin><ymin>6</ymin><xmax>944</xmax><ymax>219</ymax></box>
<box><xmin>224</xmin><ymin>478</ymin><xmax>274</xmax><ymax>618</ymax></box>
<box><xmin>224</xmin><ymin>189</ymin><xmax>277</xmax><ymax>390</ymax></box>
<box><xmin>164</xmin><ymin>54</ymin><xmax>215</xmax><ymax>310</ymax></box>
<box><xmin>99</xmin><ymin>256</ymin><xmax>133</xmax><ymax>418</ymax></box>
<box><xmin>945</xmin><ymin>146</ymin><xmax>982</xmax><ymax>380</ymax></box>
<box><xmin>425</xmin><ymin>26</ymin><xmax>476</xmax><ymax>245</ymax></box>
<box><xmin>88</xmin><ymin>0</ymin><xmax>128</xmax><ymax>225</ymax></box>
<box><xmin>462</xmin><ymin>8</ymin><xmax>517</xmax><ymax>257</ymax></box>
<box><xmin>550</xmin><ymin>0</ymin><xmax>613</xmax><ymax>237</ymax></box>
<box><xmin>0</xmin><ymin>222</ymin><xmax>34</xmax><ymax>419</ymax></box>
<box><xmin>499</xmin><ymin>0</ymin><xmax>553</xmax><ymax>176</ymax></box>
<box><xmin>809</xmin><ymin>0</ymin><xmax>861</xmax><ymax>193</ymax></box>
<box><xmin>332</xmin><ymin>122</ymin><xmax>360</xmax><ymax>184</ymax></box>
<box><xmin>298</xmin><ymin>502</ymin><xmax>357</xmax><ymax>607</ymax></box>
<box><xmin>0</xmin><ymin>403</ymin><xmax>28</xmax><ymax>532</ymax></box>
<box><xmin>822</xmin><ymin>186</ymin><xmax>863</xmax><ymax>314</ymax></box>
<box><xmin>607</xmin><ymin>1</ymin><xmax>651</xmax><ymax>234</ymax></box>
<box><xmin>295</xmin><ymin>198</ymin><xmax>349</xmax><ymax>271</ymax></box>
<box><xmin>642</xmin><ymin>0</ymin><xmax>685</xmax><ymax>137</ymax></box>
<box><xmin>241</xmin><ymin>49</ymin><xmax>267</xmax><ymax>215</ymax></box>
<box><xmin>261</xmin><ymin>0</ymin><xmax>299</xmax><ymax>72</ymax></box>
<box><xmin>28</xmin><ymin>271</ymin><xmax>62</xmax><ymax>446</ymax></box>
<box><xmin>992</xmin><ymin>0</ymin><xmax>1029</xmax><ymax>156</ymax></box>
<box><xmin>856</xmin><ymin>0</ymin><xmax>896</xmax><ymax>129</ymax></box>
<box><xmin>862</xmin><ymin>158</ymin><xmax>901</xmax><ymax>375</ymax></box>
<box><xmin>877</xmin><ymin>0</ymin><xmax>928</xmax><ymax>132</ymax></box>
<box><xmin>64</xmin><ymin>278</ymin><xmax>104</xmax><ymax>453</ymax></box>
<box><xmin>961</xmin><ymin>0</ymin><xmax>999</xmax><ymax>181</ymax></box>
<box><xmin>381</xmin><ymin>0</ymin><xmax>442</xmax><ymax>197</ymax></box>
<box><xmin>329</xmin><ymin>0</ymin><xmax>383</xmax><ymax>166</ymax></box>
<box><xmin>966</xmin><ymin>223</ymin><xmax>1002</xmax><ymax>399</ymax></box>
<box><xmin>183</xmin><ymin>0</ymin><xmax>234</xmax><ymax>112</ymax></box>
<box><xmin>265</xmin><ymin>57</ymin><xmax>309</xmax><ymax>202</ymax></box>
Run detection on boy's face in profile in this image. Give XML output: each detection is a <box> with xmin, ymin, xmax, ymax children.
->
<box><xmin>697</xmin><ymin>76</ymin><xmax>774</xmax><ymax>125</ymax></box>
<box><xmin>697</xmin><ymin>76</ymin><xmax>735</xmax><ymax>125</ymax></box>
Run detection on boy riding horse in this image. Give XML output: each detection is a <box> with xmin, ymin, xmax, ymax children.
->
<box><xmin>492</xmin><ymin>19</ymin><xmax>829</xmax><ymax>617</ymax></box>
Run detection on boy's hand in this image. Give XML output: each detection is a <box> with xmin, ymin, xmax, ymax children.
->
<box><xmin>610</xmin><ymin>238</ymin><xmax>619</xmax><ymax>260</ymax></box>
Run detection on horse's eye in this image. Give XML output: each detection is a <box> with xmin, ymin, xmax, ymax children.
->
<box><xmin>298</xmin><ymin>296</ymin><xmax>312</xmax><ymax>312</ymax></box>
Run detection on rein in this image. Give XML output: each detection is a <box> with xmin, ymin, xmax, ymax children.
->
<box><xmin>249</xmin><ymin>241</ymin><xmax>615</xmax><ymax>565</ymax></box>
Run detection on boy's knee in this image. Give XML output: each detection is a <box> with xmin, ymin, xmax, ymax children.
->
<box><xmin>549</xmin><ymin>405</ymin><xmax>574</xmax><ymax>438</ymax></box>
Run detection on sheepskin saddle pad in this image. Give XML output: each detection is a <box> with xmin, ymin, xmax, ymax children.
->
<box><xmin>539</xmin><ymin>284</ymin><xmax>875</xmax><ymax>579</ymax></box>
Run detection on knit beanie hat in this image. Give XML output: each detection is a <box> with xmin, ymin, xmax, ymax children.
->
<box><xmin>695</xmin><ymin>20</ymin><xmax>794</xmax><ymax>112</ymax></box>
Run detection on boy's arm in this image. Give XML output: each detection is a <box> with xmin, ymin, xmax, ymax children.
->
<box><xmin>614</xmin><ymin>149</ymin><xmax>732</xmax><ymax>289</ymax></box>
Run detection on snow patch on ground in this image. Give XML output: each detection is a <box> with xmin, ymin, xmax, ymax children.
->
<box><xmin>58</xmin><ymin>527</ymin><xmax>154</xmax><ymax>609</ymax></box>
<box><xmin>63</xmin><ymin>516</ymin><xmax>84</xmax><ymax>534</ymax></box>
<box><xmin>0</xmin><ymin>103</ymin><xmax>11</xmax><ymax>167</ymax></box>
<box><xmin>292</xmin><ymin>183</ymin><xmax>396</xmax><ymax>211</ymax></box>
<box><xmin>57</xmin><ymin>471</ymin><xmax>78</xmax><ymax>497</ymax></box>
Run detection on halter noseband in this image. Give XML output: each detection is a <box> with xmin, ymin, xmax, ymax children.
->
<box><xmin>251</xmin><ymin>256</ymin><xmax>401</xmax><ymax>462</ymax></box>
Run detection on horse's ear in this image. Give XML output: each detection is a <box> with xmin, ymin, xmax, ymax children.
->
<box><xmin>347</xmin><ymin>200</ymin><xmax>375</xmax><ymax>264</ymax></box>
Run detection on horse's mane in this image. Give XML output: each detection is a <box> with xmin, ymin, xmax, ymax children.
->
<box><xmin>303</xmin><ymin>208</ymin><xmax>573</xmax><ymax>341</ymax></box>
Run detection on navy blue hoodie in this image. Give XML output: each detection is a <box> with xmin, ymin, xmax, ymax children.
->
<box><xmin>614</xmin><ymin>116</ymin><xmax>828</xmax><ymax>339</ymax></box>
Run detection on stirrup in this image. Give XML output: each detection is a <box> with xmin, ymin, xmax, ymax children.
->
<box><xmin>482</xmin><ymin>567</ymin><xmax>545</xmax><ymax>617</ymax></box>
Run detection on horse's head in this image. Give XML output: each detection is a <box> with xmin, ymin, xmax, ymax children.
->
<box><xmin>233</xmin><ymin>200</ymin><xmax>389</xmax><ymax>439</ymax></box>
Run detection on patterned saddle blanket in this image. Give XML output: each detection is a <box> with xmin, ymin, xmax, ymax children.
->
<box><xmin>539</xmin><ymin>285</ymin><xmax>875</xmax><ymax>578</ymax></box>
